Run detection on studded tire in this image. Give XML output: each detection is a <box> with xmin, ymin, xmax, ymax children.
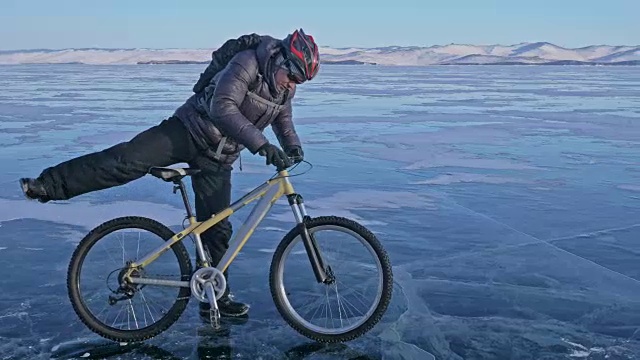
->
<box><xmin>67</xmin><ymin>216</ymin><xmax>192</xmax><ymax>342</ymax></box>
<box><xmin>269</xmin><ymin>216</ymin><xmax>393</xmax><ymax>343</ymax></box>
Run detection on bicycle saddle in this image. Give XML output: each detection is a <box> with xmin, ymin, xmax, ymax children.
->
<box><xmin>148</xmin><ymin>167</ymin><xmax>201</xmax><ymax>182</ymax></box>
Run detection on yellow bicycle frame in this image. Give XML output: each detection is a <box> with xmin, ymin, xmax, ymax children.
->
<box><xmin>126</xmin><ymin>169</ymin><xmax>303</xmax><ymax>288</ymax></box>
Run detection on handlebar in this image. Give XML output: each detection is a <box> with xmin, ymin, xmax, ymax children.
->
<box><xmin>257</xmin><ymin>149</ymin><xmax>302</xmax><ymax>172</ymax></box>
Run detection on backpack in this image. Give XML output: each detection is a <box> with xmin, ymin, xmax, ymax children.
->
<box><xmin>192</xmin><ymin>33</ymin><xmax>264</xmax><ymax>93</ymax></box>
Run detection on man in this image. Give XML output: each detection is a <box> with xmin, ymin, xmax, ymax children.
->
<box><xmin>18</xmin><ymin>29</ymin><xmax>321</xmax><ymax>318</ymax></box>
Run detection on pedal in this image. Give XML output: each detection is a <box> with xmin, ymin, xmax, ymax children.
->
<box><xmin>204</xmin><ymin>281</ymin><xmax>221</xmax><ymax>329</ymax></box>
<box><xmin>209</xmin><ymin>308</ymin><xmax>221</xmax><ymax>329</ymax></box>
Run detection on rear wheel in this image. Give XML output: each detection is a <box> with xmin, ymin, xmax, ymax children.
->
<box><xmin>67</xmin><ymin>216</ymin><xmax>192</xmax><ymax>342</ymax></box>
<box><xmin>269</xmin><ymin>216</ymin><xmax>393</xmax><ymax>343</ymax></box>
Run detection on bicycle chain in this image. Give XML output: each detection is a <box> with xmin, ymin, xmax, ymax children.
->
<box><xmin>131</xmin><ymin>272</ymin><xmax>195</xmax><ymax>301</ymax></box>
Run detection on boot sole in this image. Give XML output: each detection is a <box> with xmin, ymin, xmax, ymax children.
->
<box><xmin>221</xmin><ymin>309</ymin><xmax>249</xmax><ymax>318</ymax></box>
<box><xmin>199</xmin><ymin>305</ymin><xmax>250</xmax><ymax>318</ymax></box>
<box><xmin>199</xmin><ymin>309</ymin><xmax>250</xmax><ymax>318</ymax></box>
<box><xmin>18</xmin><ymin>178</ymin><xmax>50</xmax><ymax>203</ymax></box>
<box><xmin>19</xmin><ymin>179</ymin><xmax>35</xmax><ymax>201</ymax></box>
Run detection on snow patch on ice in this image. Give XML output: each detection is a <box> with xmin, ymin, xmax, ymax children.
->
<box><xmin>618</xmin><ymin>184</ymin><xmax>640</xmax><ymax>192</ymax></box>
<box><xmin>562</xmin><ymin>338</ymin><xmax>606</xmax><ymax>358</ymax></box>
<box><xmin>268</xmin><ymin>189</ymin><xmax>437</xmax><ymax>226</ymax></box>
<box><xmin>0</xmin><ymin>198</ymin><xmax>185</xmax><ymax>230</ymax></box>
<box><xmin>260</xmin><ymin>226</ymin><xmax>287</xmax><ymax>232</ymax></box>
<box><xmin>410</xmin><ymin>172</ymin><xmax>530</xmax><ymax>185</ymax></box>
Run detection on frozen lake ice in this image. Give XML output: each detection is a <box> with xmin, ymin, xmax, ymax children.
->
<box><xmin>1</xmin><ymin>63</ymin><xmax>639</xmax><ymax>359</ymax></box>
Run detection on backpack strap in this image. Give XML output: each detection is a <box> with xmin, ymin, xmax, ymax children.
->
<box><xmin>245</xmin><ymin>92</ymin><xmax>285</xmax><ymax>112</ymax></box>
<box><xmin>245</xmin><ymin>73</ymin><xmax>286</xmax><ymax>110</ymax></box>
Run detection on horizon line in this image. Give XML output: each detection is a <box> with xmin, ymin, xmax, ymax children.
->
<box><xmin>2</xmin><ymin>41</ymin><xmax>639</xmax><ymax>52</ymax></box>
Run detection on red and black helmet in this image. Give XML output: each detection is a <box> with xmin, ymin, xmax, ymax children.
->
<box><xmin>281</xmin><ymin>29</ymin><xmax>320</xmax><ymax>83</ymax></box>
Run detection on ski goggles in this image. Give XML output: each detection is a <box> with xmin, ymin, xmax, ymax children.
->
<box><xmin>282</xmin><ymin>59</ymin><xmax>306</xmax><ymax>84</ymax></box>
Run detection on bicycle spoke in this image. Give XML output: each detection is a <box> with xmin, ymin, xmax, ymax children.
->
<box><xmin>76</xmin><ymin>226</ymin><xmax>186</xmax><ymax>333</ymax></box>
<box><xmin>136</xmin><ymin>288</ymin><xmax>170</xmax><ymax>318</ymax></box>
<box><xmin>138</xmin><ymin>289</ymin><xmax>157</xmax><ymax>325</ymax></box>
<box><xmin>101</xmin><ymin>242</ymin><xmax>119</xmax><ymax>267</ymax></box>
<box><xmin>325</xmin><ymin>285</ymin><xmax>333</xmax><ymax>329</ymax></box>
<box><xmin>120</xmin><ymin>232</ymin><xmax>125</xmax><ymax>265</ymax></box>
<box><xmin>128</xmin><ymin>299</ymin><xmax>140</xmax><ymax>330</ymax></box>
<box><xmin>338</xmin><ymin>279</ymin><xmax>370</xmax><ymax>310</ymax></box>
<box><xmin>334</xmin><ymin>282</ymin><xmax>346</xmax><ymax>328</ymax></box>
<box><xmin>136</xmin><ymin>232</ymin><xmax>141</xmax><ymax>262</ymax></box>
<box><xmin>274</xmin><ymin>221</ymin><xmax>389</xmax><ymax>336</ymax></box>
<box><xmin>111</xmin><ymin>306</ymin><xmax>125</xmax><ymax>328</ymax></box>
<box><xmin>336</xmin><ymin>288</ymin><xmax>364</xmax><ymax>320</ymax></box>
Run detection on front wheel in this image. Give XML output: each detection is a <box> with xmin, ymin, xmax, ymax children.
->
<box><xmin>269</xmin><ymin>216</ymin><xmax>393</xmax><ymax>343</ymax></box>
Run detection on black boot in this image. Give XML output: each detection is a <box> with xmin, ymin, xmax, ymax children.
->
<box><xmin>218</xmin><ymin>291</ymin><xmax>250</xmax><ymax>317</ymax></box>
<box><xmin>195</xmin><ymin>231</ymin><xmax>249</xmax><ymax>319</ymax></box>
<box><xmin>198</xmin><ymin>269</ymin><xmax>249</xmax><ymax>318</ymax></box>
<box><xmin>19</xmin><ymin>178</ymin><xmax>50</xmax><ymax>203</ymax></box>
<box><xmin>199</xmin><ymin>288</ymin><xmax>250</xmax><ymax>318</ymax></box>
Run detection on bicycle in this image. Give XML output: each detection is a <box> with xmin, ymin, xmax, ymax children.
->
<box><xmin>66</xmin><ymin>158</ymin><xmax>394</xmax><ymax>344</ymax></box>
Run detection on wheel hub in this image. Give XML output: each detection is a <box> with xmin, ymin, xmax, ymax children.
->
<box><xmin>108</xmin><ymin>263</ymin><xmax>143</xmax><ymax>305</ymax></box>
<box><xmin>323</xmin><ymin>265</ymin><xmax>336</xmax><ymax>285</ymax></box>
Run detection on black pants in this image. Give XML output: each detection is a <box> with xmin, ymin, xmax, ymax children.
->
<box><xmin>37</xmin><ymin>116</ymin><xmax>234</xmax><ymax>269</ymax></box>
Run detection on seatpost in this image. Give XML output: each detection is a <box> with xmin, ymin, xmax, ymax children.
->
<box><xmin>173</xmin><ymin>180</ymin><xmax>194</xmax><ymax>219</ymax></box>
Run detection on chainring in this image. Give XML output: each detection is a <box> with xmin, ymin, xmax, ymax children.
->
<box><xmin>190</xmin><ymin>267</ymin><xmax>227</xmax><ymax>302</ymax></box>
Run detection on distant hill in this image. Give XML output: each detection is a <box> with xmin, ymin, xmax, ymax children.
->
<box><xmin>0</xmin><ymin>42</ymin><xmax>638</xmax><ymax>66</ymax></box>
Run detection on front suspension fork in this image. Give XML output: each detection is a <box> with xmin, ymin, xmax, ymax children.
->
<box><xmin>288</xmin><ymin>194</ymin><xmax>332</xmax><ymax>284</ymax></box>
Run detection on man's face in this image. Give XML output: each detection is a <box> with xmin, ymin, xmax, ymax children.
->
<box><xmin>275</xmin><ymin>67</ymin><xmax>301</xmax><ymax>93</ymax></box>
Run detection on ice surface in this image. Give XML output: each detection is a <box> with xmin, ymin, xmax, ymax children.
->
<box><xmin>0</xmin><ymin>198</ymin><xmax>186</xmax><ymax>234</ymax></box>
<box><xmin>1</xmin><ymin>64</ymin><xmax>640</xmax><ymax>359</ymax></box>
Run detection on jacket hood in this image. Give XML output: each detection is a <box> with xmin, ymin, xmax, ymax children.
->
<box><xmin>256</xmin><ymin>35</ymin><xmax>285</xmax><ymax>98</ymax></box>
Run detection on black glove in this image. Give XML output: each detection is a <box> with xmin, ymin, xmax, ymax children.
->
<box><xmin>258</xmin><ymin>143</ymin><xmax>293</xmax><ymax>169</ymax></box>
<box><xmin>284</xmin><ymin>145</ymin><xmax>304</xmax><ymax>164</ymax></box>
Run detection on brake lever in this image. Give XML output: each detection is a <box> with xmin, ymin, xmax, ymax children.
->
<box><xmin>258</xmin><ymin>148</ymin><xmax>294</xmax><ymax>171</ymax></box>
<box><xmin>277</xmin><ymin>158</ymin><xmax>293</xmax><ymax>172</ymax></box>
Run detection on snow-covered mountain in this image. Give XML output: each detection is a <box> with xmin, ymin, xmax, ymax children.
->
<box><xmin>0</xmin><ymin>42</ymin><xmax>638</xmax><ymax>65</ymax></box>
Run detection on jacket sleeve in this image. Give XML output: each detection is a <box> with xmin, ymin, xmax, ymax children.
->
<box><xmin>209</xmin><ymin>52</ymin><xmax>270</xmax><ymax>154</ymax></box>
<box><xmin>271</xmin><ymin>92</ymin><xmax>302</xmax><ymax>149</ymax></box>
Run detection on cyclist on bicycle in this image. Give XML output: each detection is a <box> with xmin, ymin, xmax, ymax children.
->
<box><xmin>19</xmin><ymin>28</ymin><xmax>321</xmax><ymax>318</ymax></box>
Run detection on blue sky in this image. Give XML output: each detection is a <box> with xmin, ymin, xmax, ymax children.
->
<box><xmin>1</xmin><ymin>0</ymin><xmax>637</xmax><ymax>50</ymax></box>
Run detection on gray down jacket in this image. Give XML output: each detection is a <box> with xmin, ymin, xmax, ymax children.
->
<box><xmin>173</xmin><ymin>36</ymin><xmax>301</xmax><ymax>165</ymax></box>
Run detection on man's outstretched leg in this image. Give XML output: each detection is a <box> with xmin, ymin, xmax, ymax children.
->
<box><xmin>20</xmin><ymin>117</ymin><xmax>198</xmax><ymax>202</ymax></box>
<box><xmin>190</xmin><ymin>155</ymin><xmax>249</xmax><ymax>318</ymax></box>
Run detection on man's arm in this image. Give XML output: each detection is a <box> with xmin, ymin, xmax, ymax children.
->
<box><xmin>208</xmin><ymin>52</ymin><xmax>270</xmax><ymax>154</ymax></box>
<box><xmin>272</xmin><ymin>91</ymin><xmax>302</xmax><ymax>150</ymax></box>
